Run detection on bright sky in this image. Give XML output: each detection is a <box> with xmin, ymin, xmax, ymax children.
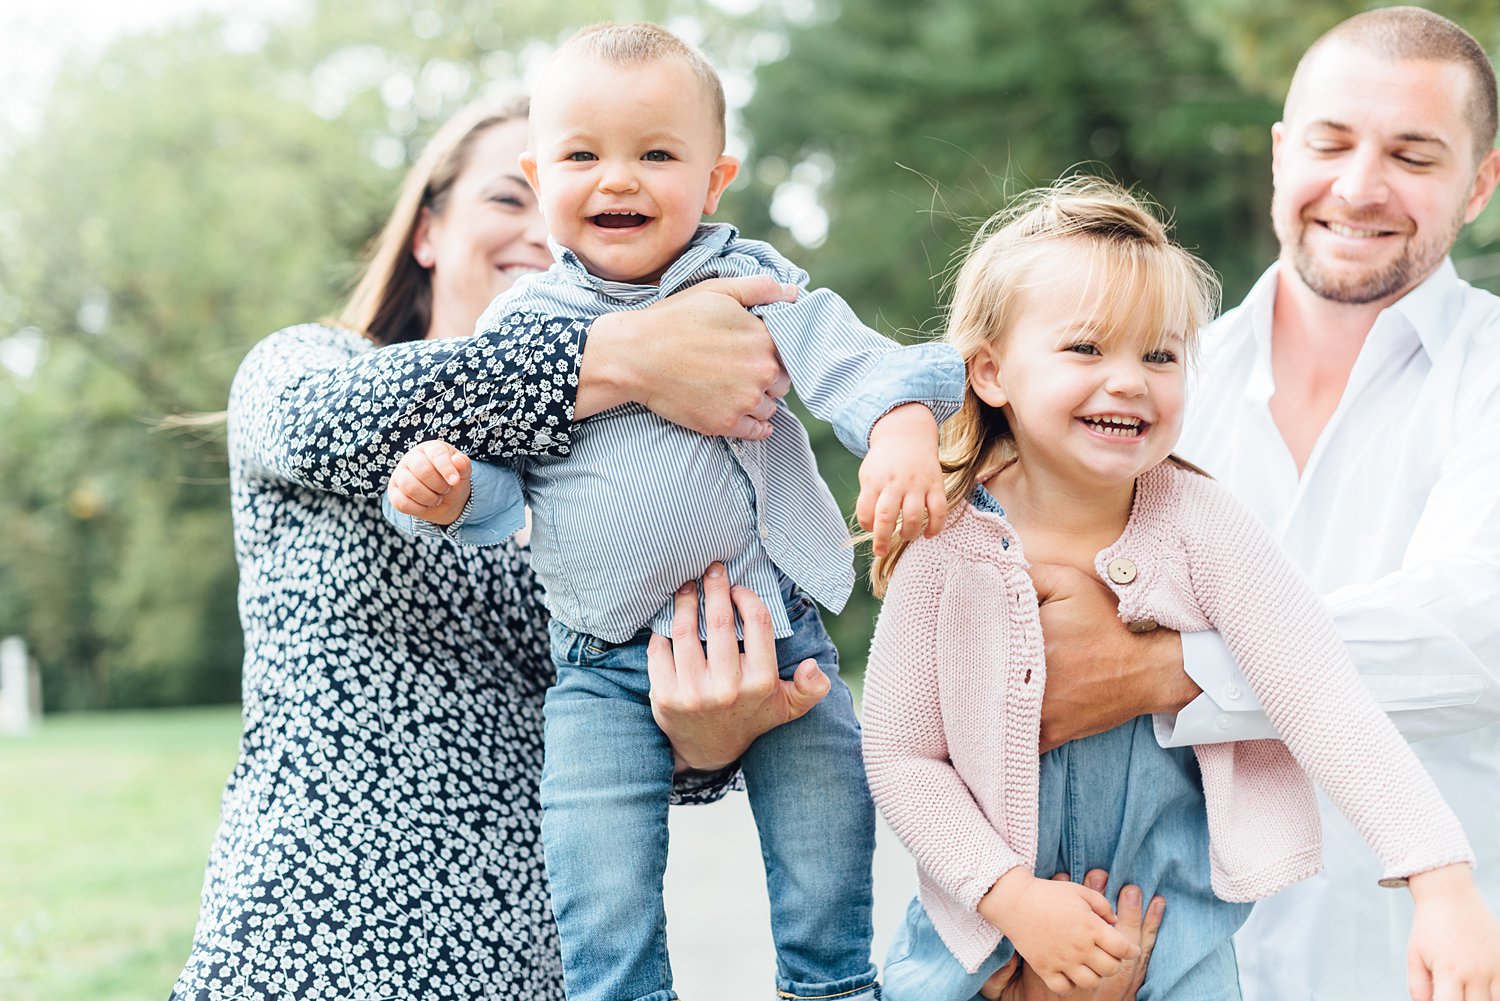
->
<box><xmin>1</xmin><ymin>0</ymin><xmax>300</xmax><ymax>139</ymax></box>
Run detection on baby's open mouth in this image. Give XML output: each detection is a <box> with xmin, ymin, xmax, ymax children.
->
<box><xmin>1079</xmin><ymin>415</ymin><xmax>1146</xmax><ymax>438</ymax></box>
<box><xmin>591</xmin><ymin>212</ymin><xmax>649</xmax><ymax>229</ymax></box>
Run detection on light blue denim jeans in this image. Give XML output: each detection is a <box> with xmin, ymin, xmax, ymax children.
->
<box><xmin>540</xmin><ymin>585</ymin><xmax>879</xmax><ymax>1001</ymax></box>
<box><xmin>883</xmin><ymin>716</ymin><xmax>1251</xmax><ymax>1001</ymax></box>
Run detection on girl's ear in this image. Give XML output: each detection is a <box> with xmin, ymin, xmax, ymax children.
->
<box><xmin>969</xmin><ymin>343</ymin><xmax>1008</xmax><ymax>408</ymax></box>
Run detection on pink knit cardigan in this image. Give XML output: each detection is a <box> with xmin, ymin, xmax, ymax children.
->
<box><xmin>862</xmin><ymin>461</ymin><xmax>1474</xmax><ymax>974</ymax></box>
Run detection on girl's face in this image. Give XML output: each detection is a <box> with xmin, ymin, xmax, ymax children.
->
<box><xmin>971</xmin><ymin>285</ymin><xmax>1187</xmax><ymax>491</ymax></box>
<box><xmin>415</xmin><ymin>118</ymin><xmax>553</xmax><ymax>341</ymax></box>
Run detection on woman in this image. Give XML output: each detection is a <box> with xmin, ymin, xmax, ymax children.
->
<box><xmin>171</xmin><ymin>95</ymin><xmax>813</xmax><ymax>999</ymax></box>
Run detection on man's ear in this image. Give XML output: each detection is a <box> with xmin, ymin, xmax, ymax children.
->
<box><xmin>969</xmin><ymin>343</ymin><xmax>1007</xmax><ymax>409</ymax></box>
<box><xmin>1270</xmin><ymin>122</ymin><xmax>1285</xmax><ymax>179</ymax></box>
<box><xmin>519</xmin><ymin>150</ymin><xmax>541</xmax><ymax>197</ymax></box>
<box><xmin>1463</xmin><ymin>147</ymin><xmax>1500</xmax><ymax>223</ymax></box>
<box><xmin>702</xmin><ymin>154</ymin><xmax>740</xmax><ymax>214</ymax></box>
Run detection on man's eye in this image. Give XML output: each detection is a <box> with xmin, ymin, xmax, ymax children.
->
<box><xmin>642</xmin><ymin>150</ymin><xmax>673</xmax><ymax>162</ymax></box>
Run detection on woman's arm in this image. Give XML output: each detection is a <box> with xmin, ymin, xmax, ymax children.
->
<box><xmin>578</xmin><ymin>276</ymin><xmax>794</xmax><ymax>439</ymax></box>
<box><xmin>231</xmin><ymin>278</ymin><xmax>796</xmax><ymax>498</ymax></box>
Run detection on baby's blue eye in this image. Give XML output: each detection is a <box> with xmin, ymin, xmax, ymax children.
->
<box><xmin>1144</xmin><ymin>349</ymin><xmax>1178</xmax><ymax>365</ymax></box>
<box><xmin>1066</xmin><ymin>342</ymin><xmax>1102</xmax><ymax>356</ymax></box>
<box><xmin>566</xmin><ymin>151</ymin><xmax>597</xmax><ymax>162</ymax></box>
<box><xmin>642</xmin><ymin>150</ymin><xmax>673</xmax><ymax>162</ymax></box>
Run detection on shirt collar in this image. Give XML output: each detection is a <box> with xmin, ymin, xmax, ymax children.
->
<box><xmin>547</xmin><ymin>223</ymin><xmax>740</xmax><ymax>302</ymax></box>
<box><xmin>1239</xmin><ymin>257</ymin><xmax>1463</xmax><ymax>363</ymax></box>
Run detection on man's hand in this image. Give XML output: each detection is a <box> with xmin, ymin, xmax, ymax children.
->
<box><xmin>646</xmin><ymin>563</ymin><xmax>830</xmax><ymax>772</ymax></box>
<box><xmin>387</xmin><ymin>440</ymin><xmax>472</xmax><ymax>527</ymax></box>
<box><xmin>983</xmin><ymin>870</ymin><xmax>1164</xmax><ymax>1001</ymax></box>
<box><xmin>578</xmin><ymin>276</ymin><xmax>796</xmax><ymax>439</ymax></box>
<box><xmin>1030</xmin><ymin>563</ymin><xmax>1198</xmax><ymax>752</ymax></box>
<box><xmin>856</xmin><ymin>403</ymin><xmax>947</xmax><ymax>556</ymax></box>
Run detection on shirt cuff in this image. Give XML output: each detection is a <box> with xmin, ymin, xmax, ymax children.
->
<box><xmin>440</xmin><ymin>461</ymin><xmax>527</xmax><ymax>546</ymax></box>
<box><xmin>836</xmin><ymin>343</ymin><xmax>966</xmax><ymax>456</ymax></box>
<box><xmin>1154</xmin><ymin>629</ymin><xmax>1277</xmax><ymax>747</ymax></box>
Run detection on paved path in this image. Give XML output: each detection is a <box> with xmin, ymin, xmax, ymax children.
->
<box><xmin>662</xmin><ymin>790</ymin><xmax>918</xmax><ymax>998</ymax></box>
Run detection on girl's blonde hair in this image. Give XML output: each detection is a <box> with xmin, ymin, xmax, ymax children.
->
<box><xmin>340</xmin><ymin>94</ymin><xmax>530</xmax><ymax>346</ymax></box>
<box><xmin>871</xmin><ymin>176</ymin><xmax>1220</xmax><ymax>596</ymax></box>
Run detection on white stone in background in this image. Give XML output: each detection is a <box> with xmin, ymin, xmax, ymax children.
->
<box><xmin>0</xmin><ymin>636</ymin><xmax>40</xmax><ymax>735</ymax></box>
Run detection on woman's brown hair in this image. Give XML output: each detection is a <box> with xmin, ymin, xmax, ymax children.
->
<box><xmin>339</xmin><ymin>94</ymin><xmax>530</xmax><ymax>346</ymax></box>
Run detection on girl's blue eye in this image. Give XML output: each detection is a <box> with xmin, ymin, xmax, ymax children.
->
<box><xmin>1066</xmin><ymin>342</ymin><xmax>1102</xmax><ymax>356</ymax></box>
<box><xmin>642</xmin><ymin>150</ymin><xmax>673</xmax><ymax>162</ymax></box>
<box><xmin>1144</xmin><ymin>349</ymin><xmax>1178</xmax><ymax>364</ymax></box>
<box><xmin>566</xmin><ymin>151</ymin><xmax>597</xmax><ymax>162</ymax></box>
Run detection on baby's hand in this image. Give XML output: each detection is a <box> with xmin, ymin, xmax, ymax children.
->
<box><xmin>978</xmin><ymin>868</ymin><xmax>1139</xmax><ymax>997</ymax></box>
<box><xmin>387</xmin><ymin>440</ymin><xmax>472</xmax><ymax>527</ymax></box>
<box><xmin>1405</xmin><ymin>864</ymin><xmax>1500</xmax><ymax>1001</ymax></box>
<box><xmin>856</xmin><ymin>403</ymin><xmax>946</xmax><ymax>557</ymax></box>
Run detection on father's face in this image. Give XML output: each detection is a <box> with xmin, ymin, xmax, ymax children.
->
<box><xmin>1270</xmin><ymin>42</ymin><xmax>1498</xmax><ymax>307</ymax></box>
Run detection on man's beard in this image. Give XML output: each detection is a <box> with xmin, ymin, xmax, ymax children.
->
<box><xmin>1279</xmin><ymin>205</ymin><xmax>1463</xmax><ymax>306</ymax></box>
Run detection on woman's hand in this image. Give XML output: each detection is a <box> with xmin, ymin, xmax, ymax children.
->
<box><xmin>647</xmin><ymin>562</ymin><xmax>830</xmax><ymax>772</ymax></box>
<box><xmin>578</xmin><ymin>276</ymin><xmax>795</xmax><ymax>439</ymax></box>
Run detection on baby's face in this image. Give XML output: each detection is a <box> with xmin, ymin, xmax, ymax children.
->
<box><xmin>522</xmin><ymin>55</ymin><xmax>738</xmax><ymax>285</ymax></box>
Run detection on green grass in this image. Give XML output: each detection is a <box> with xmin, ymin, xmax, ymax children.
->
<box><xmin>0</xmin><ymin>707</ymin><xmax>242</xmax><ymax>1001</ymax></box>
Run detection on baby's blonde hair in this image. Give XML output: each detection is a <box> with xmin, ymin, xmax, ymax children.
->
<box><xmin>555</xmin><ymin>22</ymin><xmax>726</xmax><ymax>150</ymax></box>
<box><xmin>871</xmin><ymin>176</ymin><xmax>1220</xmax><ymax>596</ymax></box>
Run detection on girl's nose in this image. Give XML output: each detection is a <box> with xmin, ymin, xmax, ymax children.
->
<box><xmin>1105</xmin><ymin>361</ymin><xmax>1148</xmax><ymax>397</ymax></box>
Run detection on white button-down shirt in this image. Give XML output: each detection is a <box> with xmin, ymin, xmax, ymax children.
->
<box><xmin>1168</xmin><ymin>260</ymin><xmax>1500</xmax><ymax>1001</ymax></box>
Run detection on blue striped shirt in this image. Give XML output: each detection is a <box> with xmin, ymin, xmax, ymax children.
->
<box><xmin>394</xmin><ymin>223</ymin><xmax>964</xmax><ymax>642</ymax></box>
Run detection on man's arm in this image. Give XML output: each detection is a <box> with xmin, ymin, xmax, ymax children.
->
<box><xmin>1031</xmin><ymin>564</ymin><xmax>1199</xmax><ymax>753</ymax></box>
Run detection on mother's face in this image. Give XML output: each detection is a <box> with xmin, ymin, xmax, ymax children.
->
<box><xmin>415</xmin><ymin>118</ymin><xmax>553</xmax><ymax>340</ymax></box>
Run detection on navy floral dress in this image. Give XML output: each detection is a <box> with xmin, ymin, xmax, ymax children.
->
<box><xmin>172</xmin><ymin>318</ymin><xmax>725</xmax><ymax>999</ymax></box>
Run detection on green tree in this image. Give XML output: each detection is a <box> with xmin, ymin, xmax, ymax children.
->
<box><xmin>0</xmin><ymin>0</ymin><xmax>737</xmax><ymax>709</ymax></box>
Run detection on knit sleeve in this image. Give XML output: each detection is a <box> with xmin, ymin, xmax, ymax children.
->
<box><xmin>862</xmin><ymin>543</ymin><xmax>1028</xmax><ymax>909</ymax></box>
<box><xmin>1182</xmin><ymin>478</ymin><xmax>1474</xmax><ymax>881</ymax></box>
<box><xmin>229</xmin><ymin>316</ymin><xmax>583</xmax><ymax>498</ymax></box>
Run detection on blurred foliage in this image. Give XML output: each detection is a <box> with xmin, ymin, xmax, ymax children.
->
<box><xmin>1</xmin><ymin>0</ymin><xmax>1497</xmax><ymax>707</ymax></box>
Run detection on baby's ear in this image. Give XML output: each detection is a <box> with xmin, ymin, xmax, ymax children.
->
<box><xmin>969</xmin><ymin>344</ymin><xmax>1008</xmax><ymax>408</ymax></box>
<box><xmin>702</xmin><ymin>155</ymin><xmax>740</xmax><ymax>214</ymax></box>
<box><xmin>519</xmin><ymin>150</ymin><xmax>541</xmax><ymax>196</ymax></box>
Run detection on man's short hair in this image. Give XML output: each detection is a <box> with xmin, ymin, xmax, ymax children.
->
<box><xmin>559</xmin><ymin>22</ymin><xmax>727</xmax><ymax>150</ymax></box>
<box><xmin>1288</xmin><ymin>6</ymin><xmax>1498</xmax><ymax>162</ymax></box>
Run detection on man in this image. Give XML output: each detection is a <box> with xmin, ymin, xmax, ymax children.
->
<box><xmin>1036</xmin><ymin>7</ymin><xmax>1500</xmax><ymax>999</ymax></box>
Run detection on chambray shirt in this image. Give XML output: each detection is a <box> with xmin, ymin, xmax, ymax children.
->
<box><xmin>391</xmin><ymin>224</ymin><xmax>963</xmax><ymax>642</ymax></box>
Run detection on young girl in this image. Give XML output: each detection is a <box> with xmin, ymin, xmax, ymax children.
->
<box><xmin>862</xmin><ymin>178</ymin><xmax>1500</xmax><ymax>1001</ymax></box>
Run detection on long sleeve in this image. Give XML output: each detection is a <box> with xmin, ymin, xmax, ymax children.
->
<box><xmin>862</xmin><ymin>544</ymin><xmax>1026</xmax><ymax>909</ymax></box>
<box><xmin>1182</xmin><ymin>482</ymin><xmax>1473</xmax><ymax>882</ymax></box>
<box><xmin>729</xmin><ymin>239</ymin><xmax>965</xmax><ymax>456</ymax></box>
<box><xmin>228</xmin><ymin>316</ymin><xmax>585</xmax><ymax>498</ymax></box>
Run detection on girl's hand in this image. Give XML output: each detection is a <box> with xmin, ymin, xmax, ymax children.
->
<box><xmin>1406</xmin><ymin>864</ymin><xmax>1500</xmax><ymax>1001</ymax></box>
<box><xmin>979</xmin><ymin>868</ymin><xmax>1140</xmax><ymax>996</ymax></box>
<box><xmin>387</xmin><ymin>440</ymin><xmax>472</xmax><ymax>527</ymax></box>
<box><xmin>983</xmin><ymin>871</ymin><xmax>1164</xmax><ymax>1001</ymax></box>
<box><xmin>856</xmin><ymin>403</ymin><xmax>947</xmax><ymax>556</ymax></box>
